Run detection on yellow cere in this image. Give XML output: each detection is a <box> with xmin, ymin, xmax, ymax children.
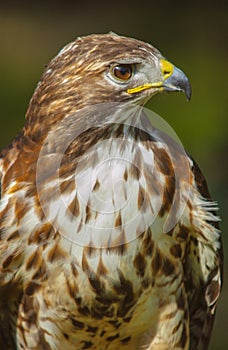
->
<box><xmin>127</xmin><ymin>59</ymin><xmax>174</xmax><ymax>94</ymax></box>
<box><xmin>160</xmin><ymin>59</ymin><xmax>174</xmax><ymax>80</ymax></box>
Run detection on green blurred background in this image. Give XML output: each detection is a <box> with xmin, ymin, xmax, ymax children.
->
<box><xmin>0</xmin><ymin>1</ymin><xmax>227</xmax><ymax>348</ymax></box>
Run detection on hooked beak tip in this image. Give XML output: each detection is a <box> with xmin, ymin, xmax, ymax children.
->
<box><xmin>163</xmin><ymin>65</ymin><xmax>192</xmax><ymax>101</ymax></box>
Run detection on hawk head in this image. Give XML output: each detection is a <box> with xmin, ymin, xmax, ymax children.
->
<box><xmin>25</xmin><ymin>33</ymin><xmax>191</xmax><ymax>138</ymax></box>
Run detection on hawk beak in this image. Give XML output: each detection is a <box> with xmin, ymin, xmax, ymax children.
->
<box><xmin>127</xmin><ymin>59</ymin><xmax>191</xmax><ymax>100</ymax></box>
<box><xmin>160</xmin><ymin>59</ymin><xmax>192</xmax><ymax>100</ymax></box>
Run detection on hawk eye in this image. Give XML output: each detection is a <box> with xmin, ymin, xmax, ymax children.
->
<box><xmin>112</xmin><ymin>64</ymin><xmax>133</xmax><ymax>81</ymax></box>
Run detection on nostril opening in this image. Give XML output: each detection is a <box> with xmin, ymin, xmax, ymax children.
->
<box><xmin>160</xmin><ymin>59</ymin><xmax>174</xmax><ymax>79</ymax></box>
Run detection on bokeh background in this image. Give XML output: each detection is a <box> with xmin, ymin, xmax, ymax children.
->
<box><xmin>0</xmin><ymin>1</ymin><xmax>227</xmax><ymax>348</ymax></box>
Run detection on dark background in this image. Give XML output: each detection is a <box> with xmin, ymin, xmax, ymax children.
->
<box><xmin>0</xmin><ymin>1</ymin><xmax>227</xmax><ymax>348</ymax></box>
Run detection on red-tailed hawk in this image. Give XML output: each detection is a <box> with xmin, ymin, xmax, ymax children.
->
<box><xmin>0</xmin><ymin>33</ymin><xmax>223</xmax><ymax>349</ymax></box>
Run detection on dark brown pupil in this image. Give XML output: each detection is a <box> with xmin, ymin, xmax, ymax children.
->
<box><xmin>113</xmin><ymin>64</ymin><xmax>132</xmax><ymax>80</ymax></box>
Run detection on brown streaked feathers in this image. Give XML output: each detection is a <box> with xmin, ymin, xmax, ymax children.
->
<box><xmin>0</xmin><ymin>33</ymin><xmax>222</xmax><ymax>349</ymax></box>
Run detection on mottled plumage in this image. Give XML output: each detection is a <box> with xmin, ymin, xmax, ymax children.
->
<box><xmin>0</xmin><ymin>33</ymin><xmax>222</xmax><ymax>349</ymax></box>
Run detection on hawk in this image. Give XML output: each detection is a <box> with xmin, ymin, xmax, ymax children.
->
<box><xmin>0</xmin><ymin>33</ymin><xmax>223</xmax><ymax>350</ymax></box>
